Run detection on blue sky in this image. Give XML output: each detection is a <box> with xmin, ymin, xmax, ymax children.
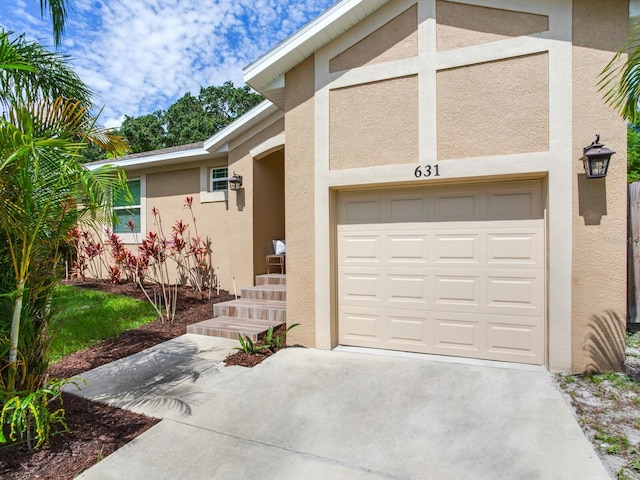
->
<box><xmin>1</xmin><ymin>0</ymin><xmax>335</xmax><ymax>128</ymax></box>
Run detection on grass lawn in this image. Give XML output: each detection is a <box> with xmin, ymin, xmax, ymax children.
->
<box><xmin>49</xmin><ymin>285</ymin><xmax>159</xmax><ymax>362</ymax></box>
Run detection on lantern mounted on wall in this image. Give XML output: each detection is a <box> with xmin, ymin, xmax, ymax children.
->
<box><xmin>228</xmin><ymin>172</ymin><xmax>243</xmax><ymax>191</ymax></box>
<box><xmin>581</xmin><ymin>134</ymin><xmax>615</xmax><ymax>179</ymax></box>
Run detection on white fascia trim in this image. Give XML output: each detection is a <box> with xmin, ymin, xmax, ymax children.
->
<box><xmin>250</xmin><ymin>134</ymin><xmax>285</xmax><ymax>159</ymax></box>
<box><xmin>243</xmin><ymin>0</ymin><xmax>391</xmax><ymax>93</ymax></box>
<box><xmin>85</xmin><ymin>148</ymin><xmax>214</xmax><ymax>171</ymax></box>
<box><xmin>203</xmin><ymin>100</ymin><xmax>281</xmax><ymax>152</ymax></box>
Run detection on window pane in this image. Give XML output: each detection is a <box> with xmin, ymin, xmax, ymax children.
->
<box><xmin>211</xmin><ymin>179</ymin><xmax>228</xmax><ymax>191</ymax></box>
<box><xmin>210</xmin><ymin>167</ymin><xmax>228</xmax><ymax>192</ymax></box>
<box><xmin>114</xmin><ymin>180</ymin><xmax>141</xmax><ymax>208</ymax></box>
<box><xmin>113</xmin><ymin>208</ymin><xmax>141</xmax><ymax>234</ymax></box>
<box><xmin>211</xmin><ymin>167</ymin><xmax>227</xmax><ymax>179</ymax></box>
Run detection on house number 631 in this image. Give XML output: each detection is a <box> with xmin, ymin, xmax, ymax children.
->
<box><xmin>414</xmin><ymin>164</ymin><xmax>440</xmax><ymax>178</ymax></box>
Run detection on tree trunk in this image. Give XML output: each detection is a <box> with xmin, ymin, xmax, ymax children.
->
<box><xmin>8</xmin><ymin>278</ymin><xmax>25</xmax><ymax>392</ymax></box>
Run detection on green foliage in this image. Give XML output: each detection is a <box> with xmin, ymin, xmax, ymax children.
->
<box><xmin>165</xmin><ymin>82</ymin><xmax>263</xmax><ymax>146</ymax></box>
<box><xmin>0</xmin><ymin>377</ymin><xmax>83</xmax><ymax>451</ymax></box>
<box><xmin>263</xmin><ymin>323</ymin><xmax>301</xmax><ymax>350</ymax></box>
<box><xmin>109</xmin><ymin>81</ymin><xmax>263</xmax><ymax>156</ymax></box>
<box><xmin>120</xmin><ymin>111</ymin><xmax>166</xmax><ymax>154</ymax></box>
<box><xmin>48</xmin><ymin>285</ymin><xmax>158</xmax><ymax>362</ymax></box>
<box><xmin>628</xmin><ymin>125</ymin><xmax>640</xmax><ymax>183</ymax></box>
<box><xmin>595</xmin><ymin>431</ymin><xmax>631</xmax><ymax>455</ymax></box>
<box><xmin>235</xmin><ymin>333</ymin><xmax>269</xmax><ymax>354</ymax></box>
<box><xmin>0</xmin><ymin>32</ymin><xmax>128</xmax><ymax>394</ymax></box>
<box><xmin>600</xmin><ymin>24</ymin><xmax>640</xmax><ymax>123</ymax></box>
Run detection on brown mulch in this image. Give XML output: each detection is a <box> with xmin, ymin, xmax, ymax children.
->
<box><xmin>0</xmin><ymin>280</ymin><xmax>260</xmax><ymax>480</ymax></box>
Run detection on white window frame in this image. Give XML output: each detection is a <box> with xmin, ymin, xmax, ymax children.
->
<box><xmin>200</xmin><ymin>165</ymin><xmax>229</xmax><ymax>203</ymax></box>
<box><xmin>209</xmin><ymin>166</ymin><xmax>229</xmax><ymax>193</ymax></box>
<box><xmin>112</xmin><ymin>176</ymin><xmax>146</xmax><ymax>244</ymax></box>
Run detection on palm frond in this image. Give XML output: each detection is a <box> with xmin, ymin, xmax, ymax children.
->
<box><xmin>600</xmin><ymin>23</ymin><xmax>640</xmax><ymax>122</ymax></box>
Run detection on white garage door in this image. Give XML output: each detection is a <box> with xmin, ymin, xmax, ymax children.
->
<box><xmin>337</xmin><ymin>180</ymin><xmax>545</xmax><ymax>365</ymax></box>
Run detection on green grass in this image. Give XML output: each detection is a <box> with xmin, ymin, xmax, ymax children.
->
<box><xmin>49</xmin><ymin>285</ymin><xmax>159</xmax><ymax>362</ymax></box>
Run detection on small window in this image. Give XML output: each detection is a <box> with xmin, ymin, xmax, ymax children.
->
<box><xmin>113</xmin><ymin>179</ymin><xmax>141</xmax><ymax>234</ymax></box>
<box><xmin>210</xmin><ymin>167</ymin><xmax>228</xmax><ymax>192</ymax></box>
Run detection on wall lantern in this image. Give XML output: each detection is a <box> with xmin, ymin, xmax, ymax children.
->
<box><xmin>228</xmin><ymin>172</ymin><xmax>243</xmax><ymax>191</ymax></box>
<box><xmin>581</xmin><ymin>134</ymin><xmax>615</xmax><ymax>179</ymax></box>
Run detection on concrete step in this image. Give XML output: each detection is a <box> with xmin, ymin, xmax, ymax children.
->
<box><xmin>241</xmin><ymin>284</ymin><xmax>286</xmax><ymax>301</ymax></box>
<box><xmin>256</xmin><ymin>274</ymin><xmax>286</xmax><ymax>286</ymax></box>
<box><xmin>186</xmin><ymin>316</ymin><xmax>284</xmax><ymax>342</ymax></box>
<box><xmin>213</xmin><ymin>298</ymin><xmax>286</xmax><ymax>323</ymax></box>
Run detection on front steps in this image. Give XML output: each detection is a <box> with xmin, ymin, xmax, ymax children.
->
<box><xmin>187</xmin><ymin>274</ymin><xmax>286</xmax><ymax>342</ymax></box>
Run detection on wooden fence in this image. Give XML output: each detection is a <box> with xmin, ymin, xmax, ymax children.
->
<box><xmin>629</xmin><ymin>182</ymin><xmax>640</xmax><ymax>326</ymax></box>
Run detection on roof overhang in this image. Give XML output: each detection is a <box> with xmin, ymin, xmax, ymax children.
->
<box><xmin>85</xmin><ymin>145</ymin><xmax>217</xmax><ymax>172</ymax></box>
<box><xmin>203</xmin><ymin>100</ymin><xmax>282</xmax><ymax>152</ymax></box>
<box><xmin>243</xmin><ymin>0</ymin><xmax>391</xmax><ymax>107</ymax></box>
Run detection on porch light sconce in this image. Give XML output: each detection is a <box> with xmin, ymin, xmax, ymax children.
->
<box><xmin>581</xmin><ymin>134</ymin><xmax>615</xmax><ymax>179</ymax></box>
<box><xmin>228</xmin><ymin>172</ymin><xmax>243</xmax><ymax>191</ymax></box>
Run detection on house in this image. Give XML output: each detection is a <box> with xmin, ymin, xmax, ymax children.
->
<box><xmin>88</xmin><ymin>0</ymin><xmax>630</xmax><ymax>374</ymax></box>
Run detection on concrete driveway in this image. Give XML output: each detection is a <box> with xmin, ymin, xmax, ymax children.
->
<box><xmin>73</xmin><ymin>334</ymin><xmax>610</xmax><ymax>480</ymax></box>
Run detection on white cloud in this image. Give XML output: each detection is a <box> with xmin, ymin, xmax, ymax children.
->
<box><xmin>1</xmin><ymin>0</ymin><xmax>334</xmax><ymax>128</ymax></box>
<box><xmin>61</xmin><ymin>0</ymin><xmax>334</xmax><ymax>126</ymax></box>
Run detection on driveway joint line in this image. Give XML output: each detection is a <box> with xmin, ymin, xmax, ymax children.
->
<box><xmin>163</xmin><ymin>418</ymin><xmax>408</xmax><ymax>479</ymax></box>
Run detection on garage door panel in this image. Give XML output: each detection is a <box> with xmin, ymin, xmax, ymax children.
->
<box><xmin>388</xmin><ymin>274</ymin><xmax>429</xmax><ymax>304</ymax></box>
<box><xmin>433</xmin><ymin>273</ymin><xmax>481</xmax><ymax>307</ymax></box>
<box><xmin>434</xmin><ymin>232</ymin><xmax>483</xmax><ymax>264</ymax></box>
<box><xmin>387</xmin><ymin>234</ymin><xmax>429</xmax><ymax>263</ymax></box>
<box><xmin>337</xmin><ymin>180</ymin><xmax>545</xmax><ymax>365</ymax></box>
<box><xmin>389</xmin><ymin>196</ymin><xmax>428</xmax><ymax>222</ymax></box>
<box><xmin>388</xmin><ymin>315</ymin><xmax>430</xmax><ymax>347</ymax></box>
<box><xmin>434</xmin><ymin>191</ymin><xmax>485</xmax><ymax>221</ymax></box>
<box><xmin>486</xmin><ymin>319</ymin><xmax>543</xmax><ymax>363</ymax></box>
<box><xmin>340</xmin><ymin>309</ymin><xmax>386</xmax><ymax>346</ymax></box>
<box><xmin>433</xmin><ymin>317</ymin><xmax>482</xmax><ymax>352</ymax></box>
<box><xmin>340</xmin><ymin>271</ymin><xmax>384</xmax><ymax>304</ymax></box>
<box><xmin>487</xmin><ymin>228</ymin><xmax>543</xmax><ymax>266</ymax></box>
<box><xmin>486</xmin><ymin>270</ymin><xmax>543</xmax><ymax>316</ymax></box>
<box><xmin>340</xmin><ymin>233</ymin><xmax>383</xmax><ymax>264</ymax></box>
<box><xmin>487</xmin><ymin>185</ymin><xmax>542</xmax><ymax>221</ymax></box>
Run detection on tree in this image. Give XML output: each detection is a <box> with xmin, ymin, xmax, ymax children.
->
<box><xmin>164</xmin><ymin>81</ymin><xmax>263</xmax><ymax>147</ymax></box>
<box><xmin>120</xmin><ymin>111</ymin><xmax>167</xmax><ymax>153</ymax></box>
<box><xmin>0</xmin><ymin>30</ymin><xmax>127</xmax><ymax>393</ymax></box>
<box><xmin>628</xmin><ymin>124</ymin><xmax>640</xmax><ymax>182</ymax></box>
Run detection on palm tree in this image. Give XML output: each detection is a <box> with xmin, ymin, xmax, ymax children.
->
<box><xmin>0</xmin><ymin>30</ymin><xmax>91</xmax><ymax>109</ymax></box>
<box><xmin>37</xmin><ymin>0</ymin><xmax>68</xmax><ymax>47</ymax></box>
<box><xmin>0</xmin><ymin>31</ymin><xmax>128</xmax><ymax>393</ymax></box>
<box><xmin>600</xmin><ymin>26</ymin><xmax>640</xmax><ymax>122</ymax></box>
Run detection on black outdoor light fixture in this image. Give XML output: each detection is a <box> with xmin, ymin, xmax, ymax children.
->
<box><xmin>581</xmin><ymin>134</ymin><xmax>615</xmax><ymax>179</ymax></box>
<box><xmin>228</xmin><ymin>172</ymin><xmax>243</xmax><ymax>191</ymax></box>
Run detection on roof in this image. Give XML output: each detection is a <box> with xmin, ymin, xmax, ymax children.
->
<box><xmin>86</xmin><ymin>101</ymin><xmax>282</xmax><ymax>171</ymax></box>
<box><xmin>243</xmin><ymin>0</ymin><xmax>390</xmax><ymax>106</ymax></box>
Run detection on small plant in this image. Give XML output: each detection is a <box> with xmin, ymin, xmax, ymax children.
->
<box><xmin>0</xmin><ymin>377</ymin><xmax>85</xmax><ymax>451</ymax></box>
<box><xmin>263</xmin><ymin>323</ymin><xmax>301</xmax><ymax>350</ymax></box>
<box><xmin>595</xmin><ymin>432</ymin><xmax>631</xmax><ymax>455</ymax></box>
<box><xmin>235</xmin><ymin>333</ymin><xmax>269</xmax><ymax>354</ymax></box>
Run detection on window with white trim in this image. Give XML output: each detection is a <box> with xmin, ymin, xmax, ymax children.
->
<box><xmin>113</xmin><ymin>179</ymin><xmax>141</xmax><ymax>234</ymax></box>
<box><xmin>210</xmin><ymin>167</ymin><xmax>228</xmax><ymax>192</ymax></box>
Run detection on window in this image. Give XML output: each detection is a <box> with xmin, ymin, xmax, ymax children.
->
<box><xmin>113</xmin><ymin>179</ymin><xmax>141</xmax><ymax>234</ymax></box>
<box><xmin>210</xmin><ymin>167</ymin><xmax>228</xmax><ymax>192</ymax></box>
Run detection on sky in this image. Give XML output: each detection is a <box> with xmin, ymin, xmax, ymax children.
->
<box><xmin>1</xmin><ymin>0</ymin><xmax>335</xmax><ymax>128</ymax></box>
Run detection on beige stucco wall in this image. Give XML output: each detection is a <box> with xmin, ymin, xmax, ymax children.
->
<box><xmin>285</xmin><ymin>56</ymin><xmax>317</xmax><ymax>346</ymax></box>
<box><xmin>571</xmin><ymin>0</ymin><xmax>628</xmax><ymax>373</ymax></box>
<box><xmin>329</xmin><ymin>75</ymin><xmax>419</xmax><ymax>169</ymax></box>
<box><xmin>252</xmin><ymin>149</ymin><xmax>285</xmax><ymax>276</ymax></box>
<box><xmin>129</xmin><ymin>159</ymin><xmax>244</xmax><ymax>292</ymax></box>
<box><xmin>436</xmin><ymin>0</ymin><xmax>549</xmax><ymax>51</ymax></box>
<box><xmin>329</xmin><ymin>4</ymin><xmax>418</xmax><ymax>73</ymax></box>
<box><xmin>437</xmin><ymin>53</ymin><xmax>549</xmax><ymax>160</ymax></box>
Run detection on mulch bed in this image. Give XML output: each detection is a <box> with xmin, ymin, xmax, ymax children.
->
<box><xmin>0</xmin><ymin>279</ymin><xmax>263</xmax><ymax>480</ymax></box>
